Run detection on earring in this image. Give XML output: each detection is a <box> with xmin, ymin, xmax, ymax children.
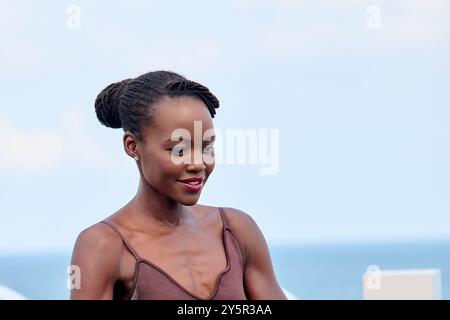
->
<box><xmin>133</xmin><ymin>155</ymin><xmax>139</xmax><ymax>161</ymax></box>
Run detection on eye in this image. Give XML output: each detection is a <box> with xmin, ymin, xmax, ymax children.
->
<box><xmin>202</xmin><ymin>145</ymin><xmax>214</xmax><ymax>153</ymax></box>
<box><xmin>168</xmin><ymin>148</ymin><xmax>184</xmax><ymax>157</ymax></box>
<box><xmin>168</xmin><ymin>145</ymin><xmax>214</xmax><ymax>157</ymax></box>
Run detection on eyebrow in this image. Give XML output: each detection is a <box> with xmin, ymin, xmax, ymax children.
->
<box><xmin>162</xmin><ymin>135</ymin><xmax>215</xmax><ymax>144</ymax></box>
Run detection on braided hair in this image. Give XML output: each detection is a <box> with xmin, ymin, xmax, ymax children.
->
<box><xmin>95</xmin><ymin>71</ymin><xmax>220</xmax><ymax>141</ymax></box>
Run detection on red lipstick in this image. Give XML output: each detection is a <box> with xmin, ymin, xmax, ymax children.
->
<box><xmin>176</xmin><ymin>177</ymin><xmax>204</xmax><ymax>191</ymax></box>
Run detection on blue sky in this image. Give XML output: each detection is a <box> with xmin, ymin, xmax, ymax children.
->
<box><xmin>1</xmin><ymin>0</ymin><xmax>449</xmax><ymax>253</ymax></box>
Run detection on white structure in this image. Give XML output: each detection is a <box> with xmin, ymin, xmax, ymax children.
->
<box><xmin>362</xmin><ymin>268</ymin><xmax>442</xmax><ymax>300</ymax></box>
<box><xmin>0</xmin><ymin>285</ymin><xmax>27</xmax><ymax>300</ymax></box>
<box><xmin>282</xmin><ymin>286</ymin><xmax>298</xmax><ymax>300</ymax></box>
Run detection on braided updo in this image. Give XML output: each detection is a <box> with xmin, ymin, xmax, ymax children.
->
<box><xmin>94</xmin><ymin>71</ymin><xmax>220</xmax><ymax>141</ymax></box>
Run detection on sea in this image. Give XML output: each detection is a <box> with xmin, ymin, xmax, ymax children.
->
<box><xmin>1</xmin><ymin>240</ymin><xmax>449</xmax><ymax>300</ymax></box>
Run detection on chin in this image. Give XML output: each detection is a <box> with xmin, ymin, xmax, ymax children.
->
<box><xmin>179</xmin><ymin>196</ymin><xmax>201</xmax><ymax>206</ymax></box>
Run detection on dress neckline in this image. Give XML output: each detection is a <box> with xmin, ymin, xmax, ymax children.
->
<box><xmin>135</xmin><ymin>225</ymin><xmax>231</xmax><ymax>300</ymax></box>
<box><xmin>128</xmin><ymin>209</ymin><xmax>231</xmax><ymax>300</ymax></box>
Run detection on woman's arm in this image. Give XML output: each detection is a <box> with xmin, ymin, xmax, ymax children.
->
<box><xmin>223</xmin><ymin>208</ymin><xmax>288</xmax><ymax>300</ymax></box>
<box><xmin>69</xmin><ymin>223</ymin><xmax>123</xmax><ymax>299</ymax></box>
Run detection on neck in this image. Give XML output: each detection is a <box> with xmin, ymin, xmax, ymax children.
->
<box><xmin>127</xmin><ymin>178</ymin><xmax>191</xmax><ymax>229</ymax></box>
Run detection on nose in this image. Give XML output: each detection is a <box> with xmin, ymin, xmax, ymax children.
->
<box><xmin>185</xmin><ymin>159</ymin><xmax>206</xmax><ymax>172</ymax></box>
<box><xmin>185</xmin><ymin>148</ymin><xmax>207</xmax><ymax>172</ymax></box>
<box><xmin>186</xmin><ymin>163</ymin><xmax>206</xmax><ymax>174</ymax></box>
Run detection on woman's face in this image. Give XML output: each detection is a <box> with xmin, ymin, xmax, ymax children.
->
<box><xmin>131</xmin><ymin>96</ymin><xmax>216</xmax><ymax>206</ymax></box>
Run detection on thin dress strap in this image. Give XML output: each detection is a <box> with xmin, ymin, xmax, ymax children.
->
<box><xmin>99</xmin><ymin>220</ymin><xmax>141</xmax><ymax>260</ymax></box>
<box><xmin>218</xmin><ymin>207</ymin><xmax>230</xmax><ymax>230</ymax></box>
<box><xmin>218</xmin><ymin>207</ymin><xmax>247</xmax><ymax>267</ymax></box>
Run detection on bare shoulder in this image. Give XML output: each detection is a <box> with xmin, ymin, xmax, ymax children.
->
<box><xmin>70</xmin><ymin>222</ymin><xmax>124</xmax><ymax>299</ymax></box>
<box><xmin>221</xmin><ymin>207</ymin><xmax>258</xmax><ymax>232</ymax></box>
<box><xmin>196</xmin><ymin>204</ymin><xmax>256</xmax><ymax>228</ymax></box>
<box><xmin>73</xmin><ymin>222</ymin><xmax>123</xmax><ymax>255</ymax></box>
<box><xmin>219</xmin><ymin>207</ymin><xmax>264</xmax><ymax>262</ymax></box>
<box><xmin>219</xmin><ymin>207</ymin><xmax>287</xmax><ymax>299</ymax></box>
<box><xmin>71</xmin><ymin>222</ymin><xmax>124</xmax><ymax>271</ymax></box>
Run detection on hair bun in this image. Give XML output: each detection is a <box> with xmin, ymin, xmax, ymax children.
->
<box><xmin>94</xmin><ymin>79</ymin><xmax>130</xmax><ymax>128</ymax></box>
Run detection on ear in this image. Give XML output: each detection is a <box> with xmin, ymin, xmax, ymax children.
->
<box><xmin>123</xmin><ymin>131</ymin><xmax>139</xmax><ymax>159</ymax></box>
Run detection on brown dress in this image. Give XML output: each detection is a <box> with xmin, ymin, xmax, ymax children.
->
<box><xmin>99</xmin><ymin>207</ymin><xmax>247</xmax><ymax>300</ymax></box>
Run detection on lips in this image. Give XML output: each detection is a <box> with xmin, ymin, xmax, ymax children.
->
<box><xmin>176</xmin><ymin>176</ymin><xmax>205</xmax><ymax>191</ymax></box>
<box><xmin>177</xmin><ymin>177</ymin><xmax>204</xmax><ymax>184</ymax></box>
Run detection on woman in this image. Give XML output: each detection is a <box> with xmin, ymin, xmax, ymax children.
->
<box><xmin>70</xmin><ymin>71</ymin><xmax>287</xmax><ymax>300</ymax></box>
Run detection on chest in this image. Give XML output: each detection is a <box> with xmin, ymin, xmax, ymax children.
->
<box><xmin>117</xmin><ymin>226</ymin><xmax>228</xmax><ymax>299</ymax></box>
